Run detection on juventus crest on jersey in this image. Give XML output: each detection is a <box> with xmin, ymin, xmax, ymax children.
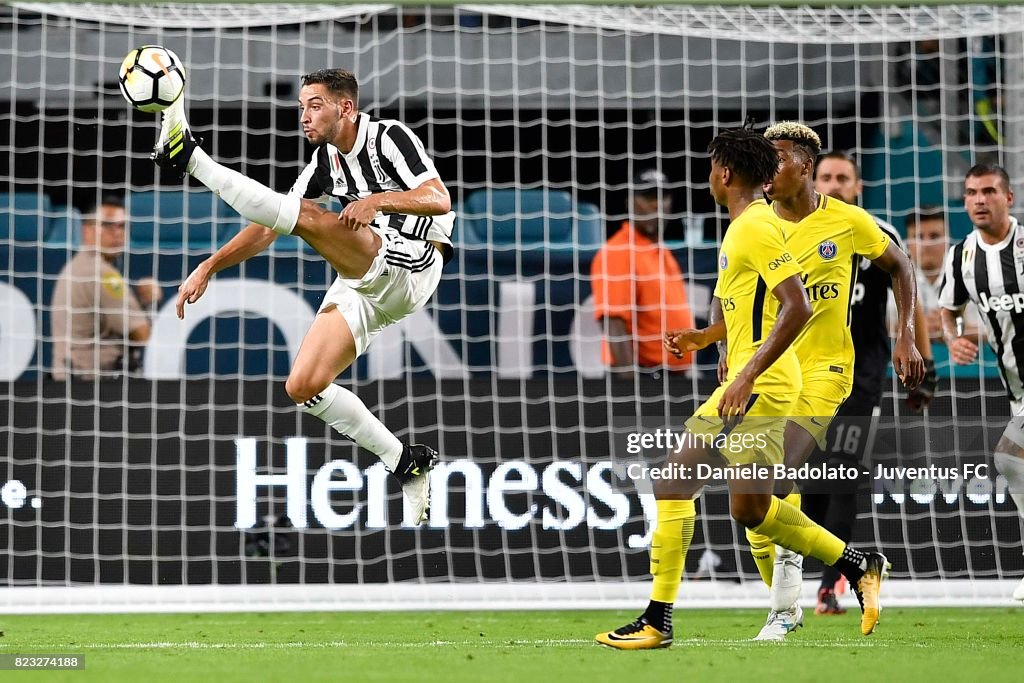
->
<box><xmin>289</xmin><ymin>111</ymin><xmax>456</xmax><ymax>256</ymax></box>
<box><xmin>939</xmin><ymin>216</ymin><xmax>1024</xmax><ymax>403</ymax></box>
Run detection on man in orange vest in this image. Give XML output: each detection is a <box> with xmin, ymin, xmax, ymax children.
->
<box><xmin>591</xmin><ymin>169</ymin><xmax>694</xmax><ymax>377</ymax></box>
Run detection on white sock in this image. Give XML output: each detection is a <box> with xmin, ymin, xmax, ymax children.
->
<box><xmin>159</xmin><ymin>99</ymin><xmax>299</xmax><ymax>234</ymax></box>
<box><xmin>994</xmin><ymin>451</ymin><xmax>1024</xmax><ymax>516</ymax></box>
<box><xmin>301</xmin><ymin>383</ymin><xmax>403</xmax><ymax>471</ymax></box>
<box><xmin>188</xmin><ymin>147</ymin><xmax>300</xmax><ymax>234</ymax></box>
<box><xmin>770</xmin><ymin>545</ymin><xmax>803</xmax><ymax>612</ymax></box>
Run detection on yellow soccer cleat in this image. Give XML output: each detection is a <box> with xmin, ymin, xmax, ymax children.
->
<box><xmin>595</xmin><ymin>618</ymin><xmax>672</xmax><ymax>650</ymax></box>
<box><xmin>853</xmin><ymin>552</ymin><xmax>890</xmax><ymax>635</ymax></box>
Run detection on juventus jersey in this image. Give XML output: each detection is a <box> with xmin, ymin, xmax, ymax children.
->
<box><xmin>938</xmin><ymin>217</ymin><xmax>1024</xmax><ymax>402</ymax></box>
<box><xmin>289</xmin><ymin>112</ymin><xmax>456</xmax><ymax>259</ymax></box>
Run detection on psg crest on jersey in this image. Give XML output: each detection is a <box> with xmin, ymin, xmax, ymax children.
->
<box><xmin>818</xmin><ymin>240</ymin><xmax>838</xmax><ymax>260</ymax></box>
<box><xmin>720</xmin><ymin>253</ymin><xmax>728</xmax><ymax>270</ymax></box>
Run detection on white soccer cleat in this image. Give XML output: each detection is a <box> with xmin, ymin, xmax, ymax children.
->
<box><xmin>158</xmin><ymin>94</ymin><xmax>188</xmax><ymax>142</ymax></box>
<box><xmin>394</xmin><ymin>443</ymin><xmax>438</xmax><ymax>526</ymax></box>
<box><xmin>1013</xmin><ymin>576</ymin><xmax>1024</xmax><ymax>602</ymax></box>
<box><xmin>753</xmin><ymin>604</ymin><xmax>804</xmax><ymax>642</ymax></box>
<box><xmin>151</xmin><ymin>96</ymin><xmax>199</xmax><ymax>178</ymax></box>
<box><xmin>769</xmin><ymin>546</ymin><xmax>804</xmax><ymax>612</ymax></box>
<box><xmin>403</xmin><ymin>469</ymin><xmax>432</xmax><ymax>525</ymax></box>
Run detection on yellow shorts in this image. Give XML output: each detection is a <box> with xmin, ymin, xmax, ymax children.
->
<box><xmin>685</xmin><ymin>383</ymin><xmax>797</xmax><ymax>466</ymax></box>
<box><xmin>789</xmin><ymin>375</ymin><xmax>852</xmax><ymax>450</ymax></box>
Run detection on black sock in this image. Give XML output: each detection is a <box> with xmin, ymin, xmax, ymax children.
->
<box><xmin>391</xmin><ymin>444</ymin><xmax>413</xmax><ymax>481</ymax></box>
<box><xmin>832</xmin><ymin>546</ymin><xmax>867</xmax><ymax>583</ymax></box>
<box><xmin>820</xmin><ymin>565</ymin><xmax>841</xmax><ymax>591</ymax></box>
<box><xmin>801</xmin><ymin>493</ymin><xmax>830</xmax><ymax>527</ymax></box>
<box><xmin>642</xmin><ymin>600</ymin><xmax>673</xmax><ymax>633</ymax></box>
<box><xmin>820</xmin><ymin>492</ymin><xmax>858</xmax><ymax>590</ymax></box>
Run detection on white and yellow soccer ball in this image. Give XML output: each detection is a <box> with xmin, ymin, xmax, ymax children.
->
<box><xmin>118</xmin><ymin>45</ymin><xmax>186</xmax><ymax>113</ymax></box>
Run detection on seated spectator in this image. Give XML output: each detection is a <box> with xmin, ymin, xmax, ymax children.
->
<box><xmin>50</xmin><ymin>193</ymin><xmax>163</xmax><ymax>380</ymax></box>
<box><xmin>590</xmin><ymin>169</ymin><xmax>694</xmax><ymax>377</ymax></box>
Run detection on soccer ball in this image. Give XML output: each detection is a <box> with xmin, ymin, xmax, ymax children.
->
<box><xmin>118</xmin><ymin>46</ymin><xmax>186</xmax><ymax>113</ymax></box>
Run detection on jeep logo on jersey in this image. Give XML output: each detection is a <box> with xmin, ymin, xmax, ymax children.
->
<box><xmin>720</xmin><ymin>253</ymin><xmax>728</xmax><ymax>270</ymax></box>
<box><xmin>818</xmin><ymin>240</ymin><xmax>838</xmax><ymax>260</ymax></box>
<box><xmin>976</xmin><ymin>291</ymin><xmax>1024</xmax><ymax>314</ymax></box>
<box><xmin>767</xmin><ymin>253</ymin><xmax>793</xmax><ymax>270</ymax></box>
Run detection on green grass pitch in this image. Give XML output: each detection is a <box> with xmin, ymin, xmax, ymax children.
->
<box><xmin>1</xmin><ymin>608</ymin><xmax>1022</xmax><ymax>682</ymax></box>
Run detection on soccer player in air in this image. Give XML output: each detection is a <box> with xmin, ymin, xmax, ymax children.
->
<box><xmin>939</xmin><ymin>163</ymin><xmax>1024</xmax><ymax>601</ymax></box>
<box><xmin>595</xmin><ymin>127</ymin><xmax>889</xmax><ymax>650</ymax></box>
<box><xmin>805</xmin><ymin>151</ymin><xmax>936</xmax><ymax>615</ymax></box>
<box><xmin>152</xmin><ymin>68</ymin><xmax>454</xmax><ymax>524</ymax></box>
<box><xmin>664</xmin><ymin>122</ymin><xmax>924</xmax><ymax>641</ymax></box>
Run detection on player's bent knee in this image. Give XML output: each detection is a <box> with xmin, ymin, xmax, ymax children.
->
<box><xmin>652</xmin><ymin>478</ymin><xmax>677</xmax><ymax>498</ymax></box>
<box><xmin>284</xmin><ymin>374</ymin><xmax>330</xmax><ymax>406</ymax></box>
<box><xmin>730</xmin><ymin>499</ymin><xmax>769</xmax><ymax>528</ymax></box>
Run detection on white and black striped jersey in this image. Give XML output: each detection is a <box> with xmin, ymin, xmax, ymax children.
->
<box><xmin>938</xmin><ymin>217</ymin><xmax>1024</xmax><ymax>402</ymax></box>
<box><xmin>289</xmin><ymin>111</ymin><xmax>455</xmax><ymax>259</ymax></box>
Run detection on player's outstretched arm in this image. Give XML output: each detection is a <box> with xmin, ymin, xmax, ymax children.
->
<box><xmin>337</xmin><ymin>178</ymin><xmax>452</xmax><ymax>232</ymax></box>
<box><xmin>664</xmin><ymin>319</ymin><xmax>725</xmax><ymax>357</ymax></box>
<box><xmin>176</xmin><ymin>222</ymin><xmax>277</xmax><ymax>319</ymax></box>
<box><xmin>872</xmin><ymin>242</ymin><xmax>925</xmax><ymax>388</ymax></box>
<box><xmin>717</xmin><ymin>275</ymin><xmax>811</xmax><ymax>417</ymax></box>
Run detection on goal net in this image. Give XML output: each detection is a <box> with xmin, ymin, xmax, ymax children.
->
<box><xmin>1</xmin><ymin>2</ymin><xmax>1022</xmax><ymax>612</ymax></box>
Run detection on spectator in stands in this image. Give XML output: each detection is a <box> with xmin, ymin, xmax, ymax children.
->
<box><xmin>899</xmin><ymin>205</ymin><xmax>982</xmax><ymax>343</ymax></box>
<box><xmin>49</xmin><ymin>193</ymin><xmax>163</xmax><ymax>380</ymax></box>
<box><xmin>590</xmin><ymin>168</ymin><xmax>693</xmax><ymax>377</ymax></box>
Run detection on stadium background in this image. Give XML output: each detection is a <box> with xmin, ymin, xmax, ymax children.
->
<box><xmin>1</xmin><ymin>3</ymin><xmax>1022</xmax><ymax>610</ymax></box>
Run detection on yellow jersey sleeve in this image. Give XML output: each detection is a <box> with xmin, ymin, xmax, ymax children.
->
<box><xmin>747</xmin><ymin>222</ymin><xmax>802</xmax><ymax>291</ymax></box>
<box><xmin>849</xmin><ymin>205</ymin><xmax>891</xmax><ymax>261</ymax></box>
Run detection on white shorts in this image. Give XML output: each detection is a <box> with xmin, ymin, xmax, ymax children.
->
<box><xmin>318</xmin><ymin>225</ymin><xmax>443</xmax><ymax>357</ymax></box>
<box><xmin>1004</xmin><ymin>399</ymin><xmax>1024</xmax><ymax>450</ymax></box>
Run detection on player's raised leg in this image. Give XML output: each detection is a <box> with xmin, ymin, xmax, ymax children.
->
<box><xmin>153</xmin><ymin>98</ymin><xmax>305</xmax><ymax>237</ymax></box>
<box><xmin>152</xmin><ymin>92</ymin><xmax>420</xmax><ymax>282</ymax></box>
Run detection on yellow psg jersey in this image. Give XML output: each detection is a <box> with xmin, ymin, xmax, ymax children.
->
<box><xmin>714</xmin><ymin>199</ymin><xmax>804</xmax><ymax>395</ymax></box>
<box><xmin>775</xmin><ymin>194</ymin><xmax>891</xmax><ymax>387</ymax></box>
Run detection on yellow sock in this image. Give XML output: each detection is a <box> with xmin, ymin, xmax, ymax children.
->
<box><xmin>745</xmin><ymin>528</ymin><xmax>775</xmax><ymax>587</ymax></box>
<box><xmin>745</xmin><ymin>493</ymin><xmax>799</xmax><ymax>587</ymax></box>
<box><xmin>752</xmin><ymin>496</ymin><xmax>845</xmax><ymax>566</ymax></box>
<box><xmin>649</xmin><ymin>499</ymin><xmax>696</xmax><ymax>604</ymax></box>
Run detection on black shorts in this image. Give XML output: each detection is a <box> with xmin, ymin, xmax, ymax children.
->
<box><xmin>803</xmin><ymin>390</ymin><xmax>879</xmax><ymax>494</ymax></box>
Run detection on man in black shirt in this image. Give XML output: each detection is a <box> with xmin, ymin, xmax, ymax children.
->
<box><xmin>803</xmin><ymin>151</ymin><xmax>937</xmax><ymax>613</ymax></box>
